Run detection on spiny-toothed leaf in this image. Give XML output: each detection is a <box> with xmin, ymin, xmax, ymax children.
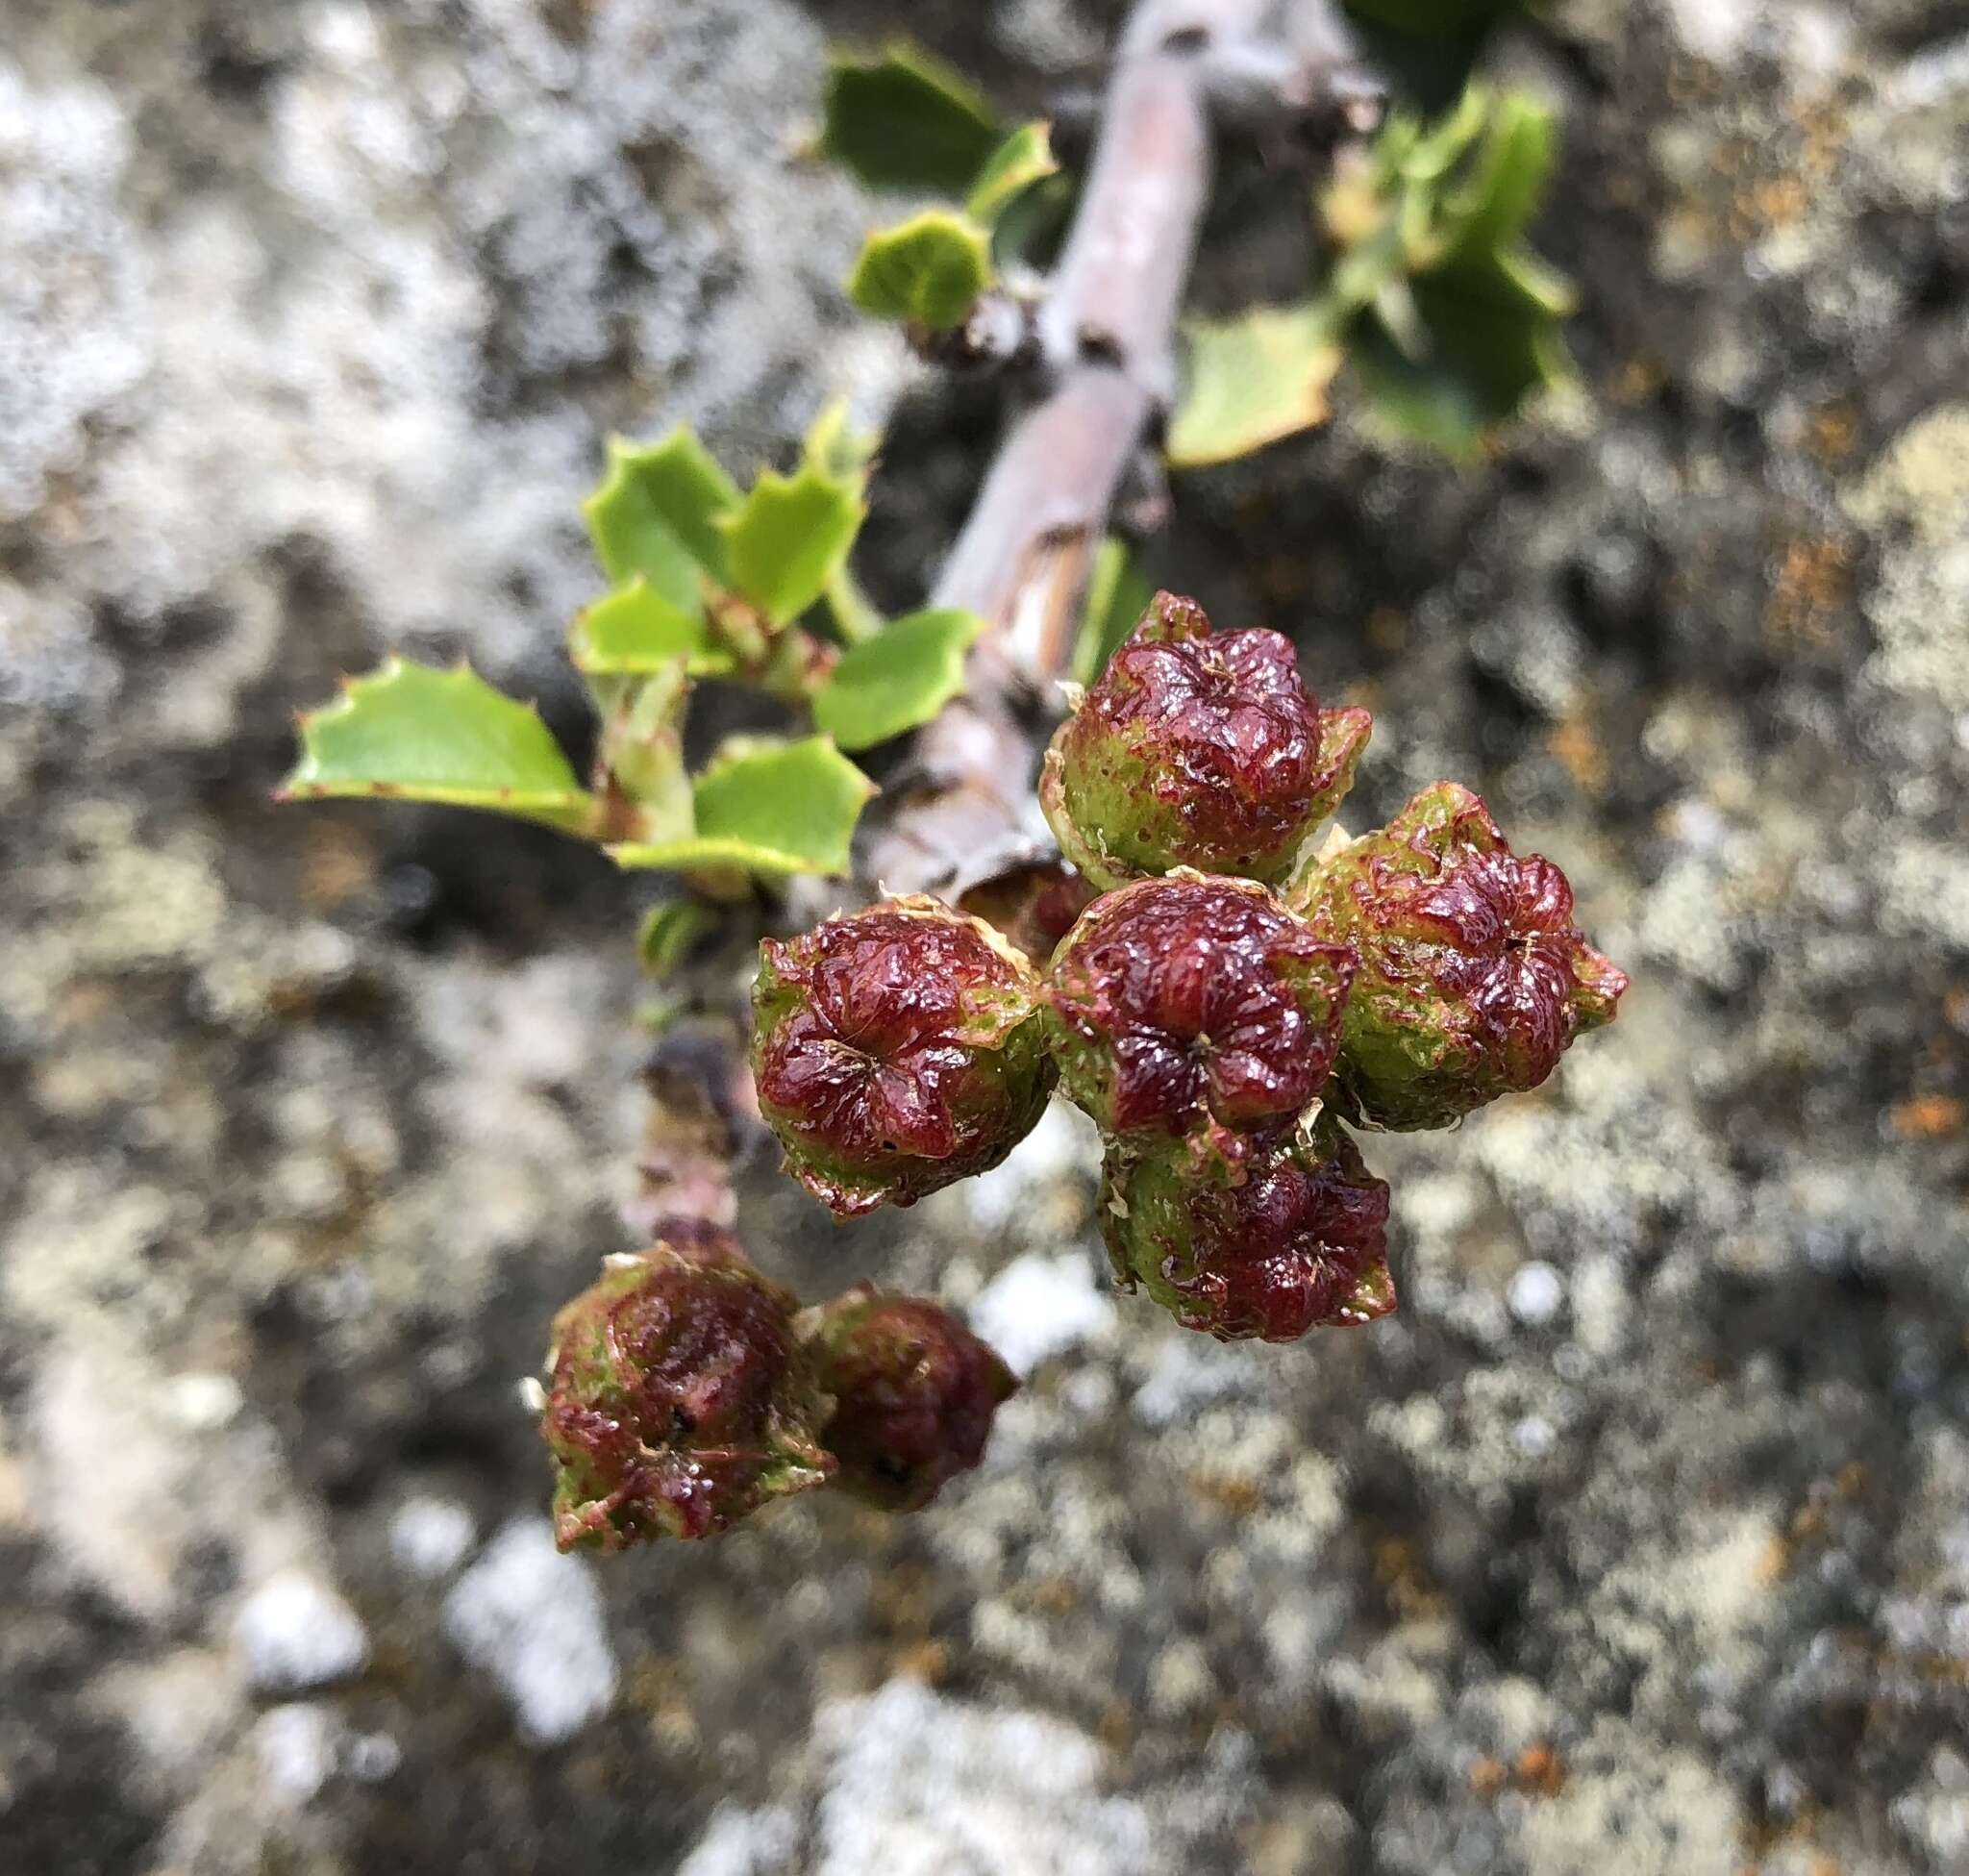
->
<box><xmin>637</xmin><ymin>898</ymin><xmax>721</xmax><ymax>976</ymax></box>
<box><xmin>811</xmin><ymin>609</ymin><xmax>984</xmax><ymax>750</ymax></box>
<box><xmin>281</xmin><ymin>658</ymin><xmax>595</xmax><ymax>835</ymax></box>
<box><xmin>584</xmin><ymin>428</ymin><xmax>741</xmax><ymax>603</ymax></box>
<box><xmin>1072</xmin><ymin>538</ymin><xmax>1155</xmax><ymax>685</ymax></box>
<box><xmin>1167</xmin><ymin>302</ymin><xmax>1344</xmax><ymax>467</ymax></box>
<box><xmin>965</xmin><ymin>122</ymin><xmax>1059</xmax><ymax>225</ymax></box>
<box><xmin>819</xmin><ymin>43</ymin><xmax>1002</xmax><ymax>197</ymax></box>
<box><xmin>610</xmin><ymin>737</ymin><xmax>877</xmax><ymax>879</ymax></box>
<box><xmin>848</xmin><ymin>211</ymin><xmax>993</xmax><ymax>332</ymax></box>
<box><xmin>570</xmin><ymin>577</ymin><xmax>738</xmax><ymax>677</ymax></box>
<box><xmin>717</xmin><ymin>463</ymin><xmax>868</xmax><ymax>629</ymax></box>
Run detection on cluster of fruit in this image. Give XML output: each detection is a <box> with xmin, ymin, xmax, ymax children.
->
<box><xmin>542</xmin><ymin>595</ymin><xmax>1626</xmax><ymax>1546</ymax></box>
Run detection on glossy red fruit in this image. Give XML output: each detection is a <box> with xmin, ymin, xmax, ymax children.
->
<box><xmin>542</xmin><ymin>1222</ymin><xmax>834</xmax><ymax>1551</ymax></box>
<box><xmin>1101</xmin><ymin>1124</ymin><xmax>1394</xmax><ymax>1342</ymax></box>
<box><xmin>810</xmin><ymin>1288</ymin><xmax>1018</xmax><ymax>1512</ymax></box>
<box><xmin>752</xmin><ymin>897</ymin><xmax>1056</xmax><ymax>1217</ymax></box>
<box><xmin>1045</xmin><ymin>872</ymin><xmax>1356</xmax><ymax>1169</ymax></box>
<box><xmin>1040</xmin><ymin>591</ymin><xmax>1372</xmax><ymax>889</ymax></box>
<box><xmin>1298</xmin><ymin>783</ymin><xmax>1629</xmax><ymax>1130</ymax></box>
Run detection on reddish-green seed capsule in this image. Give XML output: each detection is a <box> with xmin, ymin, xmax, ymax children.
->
<box><xmin>1101</xmin><ymin>1123</ymin><xmax>1394</xmax><ymax>1342</ymax></box>
<box><xmin>1298</xmin><ymin>783</ymin><xmax>1629</xmax><ymax>1131</ymax></box>
<box><xmin>752</xmin><ymin>897</ymin><xmax>1057</xmax><ymax>1217</ymax></box>
<box><xmin>1045</xmin><ymin>871</ymin><xmax>1356</xmax><ymax>1171</ymax></box>
<box><xmin>809</xmin><ymin>1287</ymin><xmax>1018</xmax><ymax>1512</ymax></box>
<box><xmin>541</xmin><ymin>1222</ymin><xmax>834</xmax><ymax>1551</ymax></box>
<box><xmin>1040</xmin><ymin>591</ymin><xmax>1372</xmax><ymax>889</ymax></box>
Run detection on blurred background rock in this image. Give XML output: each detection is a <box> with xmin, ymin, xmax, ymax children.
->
<box><xmin>2</xmin><ymin>1</ymin><xmax>1966</xmax><ymax>1871</ymax></box>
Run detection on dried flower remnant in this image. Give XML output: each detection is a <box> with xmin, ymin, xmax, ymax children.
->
<box><xmin>1101</xmin><ymin>1122</ymin><xmax>1394</xmax><ymax>1342</ymax></box>
<box><xmin>1040</xmin><ymin>592</ymin><xmax>1373</xmax><ymax>889</ymax></box>
<box><xmin>1046</xmin><ymin>872</ymin><xmax>1355</xmax><ymax>1166</ymax></box>
<box><xmin>542</xmin><ymin>1223</ymin><xmax>834</xmax><ymax>1551</ymax></box>
<box><xmin>752</xmin><ymin>897</ymin><xmax>1056</xmax><ymax>1217</ymax></box>
<box><xmin>809</xmin><ymin>1288</ymin><xmax>1017</xmax><ymax>1511</ymax></box>
<box><xmin>1299</xmin><ymin>783</ymin><xmax>1629</xmax><ymax>1131</ymax></box>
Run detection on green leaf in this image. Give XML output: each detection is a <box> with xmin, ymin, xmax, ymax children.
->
<box><xmin>611</xmin><ymin>737</ymin><xmax>877</xmax><ymax>879</ymax></box>
<box><xmin>717</xmin><ymin>463</ymin><xmax>868</xmax><ymax>628</ymax></box>
<box><xmin>819</xmin><ymin>43</ymin><xmax>1003</xmax><ymax>197</ymax></box>
<box><xmin>637</xmin><ymin>898</ymin><xmax>721</xmax><ymax>976</ymax></box>
<box><xmin>1341</xmin><ymin>0</ymin><xmax>1528</xmax><ymax>112</ymax></box>
<box><xmin>1347</xmin><ymin>263</ymin><xmax>1573</xmax><ymax>458</ymax></box>
<box><xmin>570</xmin><ymin>577</ymin><xmax>737</xmax><ymax>677</ymax></box>
<box><xmin>848</xmin><ymin>211</ymin><xmax>993</xmax><ymax>331</ymax></box>
<box><xmin>965</xmin><ymin>122</ymin><xmax>1059</xmax><ymax>225</ymax></box>
<box><xmin>1325</xmin><ymin>88</ymin><xmax>1574</xmax><ymax>457</ymax></box>
<box><xmin>1167</xmin><ymin>302</ymin><xmax>1345</xmax><ymax>467</ymax></box>
<box><xmin>812</xmin><ymin>609</ymin><xmax>984</xmax><ymax>750</ymax></box>
<box><xmin>803</xmin><ymin>398</ymin><xmax>879</xmax><ymax>484</ymax></box>
<box><xmin>280</xmin><ymin>658</ymin><xmax>595</xmax><ymax>835</ymax></box>
<box><xmin>583</xmin><ymin>430</ymin><xmax>742</xmax><ymax>609</ymax></box>
<box><xmin>1073</xmin><ymin>538</ymin><xmax>1155</xmax><ymax>685</ymax></box>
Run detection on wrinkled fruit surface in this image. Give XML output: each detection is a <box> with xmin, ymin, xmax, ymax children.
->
<box><xmin>752</xmin><ymin>897</ymin><xmax>1057</xmax><ymax>1217</ymax></box>
<box><xmin>1040</xmin><ymin>591</ymin><xmax>1372</xmax><ymax>889</ymax></box>
<box><xmin>809</xmin><ymin>1287</ymin><xmax>1018</xmax><ymax>1512</ymax></box>
<box><xmin>1299</xmin><ymin>782</ymin><xmax>1629</xmax><ymax>1130</ymax></box>
<box><xmin>542</xmin><ymin>1222</ymin><xmax>834</xmax><ymax>1550</ymax></box>
<box><xmin>1102</xmin><ymin>1123</ymin><xmax>1394</xmax><ymax>1342</ymax></box>
<box><xmin>1046</xmin><ymin>872</ymin><xmax>1355</xmax><ymax>1167</ymax></box>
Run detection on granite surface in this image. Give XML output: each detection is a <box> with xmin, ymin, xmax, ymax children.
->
<box><xmin>2</xmin><ymin>1</ymin><xmax>1967</xmax><ymax>1871</ymax></box>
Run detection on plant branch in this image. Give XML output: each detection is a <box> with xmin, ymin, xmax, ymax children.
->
<box><xmin>866</xmin><ymin>0</ymin><xmax>1379</xmax><ymax>898</ymax></box>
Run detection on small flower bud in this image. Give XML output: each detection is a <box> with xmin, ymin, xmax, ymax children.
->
<box><xmin>1040</xmin><ymin>592</ymin><xmax>1372</xmax><ymax>889</ymax></box>
<box><xmin>542</xmin><ymin>1222</ymin><xmax>834</xmax><ymax>1551</ymax></box>
<box><xmin>1101</xmin><ymin>1123</ymin><xmax>1394</xmax><ymax>1342</ymax></box>
<box><xmin>752</xmin><ymin>897</ymin><xmax>1057</xmax><ymax>1217</ymax></box>
<box><xmin>1298</xmin><ymin>783</ymin><xmax>1630</xmax><ymax>1131</ymax></box>
<box><xmin>808</xmin><ymin>1287</ymin><xmax>1017</xmax><ymax>1512</ymax></box>
<box><xmin>1045</xmin><ymin>872</ymin><xmax>1356</xmax><ymax>1167</ymax></box>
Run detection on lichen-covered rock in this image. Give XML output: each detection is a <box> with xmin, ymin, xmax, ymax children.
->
<box><xmin>541</xmin><ymin>1223</ymin><xmax>834</xmax><ymax>1551</ymax></box>
<box><xmin>1045</xmin><ymin>872</ymin><xmax>1355</xmax><ymax>1170</ymax></box>
<box><xmin>1039</xmin><ymin>592</ymin><xmax>1372</xmax><ymax>889</ymax></box>
<box><xmin>1299</xmin><ymin>784</ymin><xmax>1629</xmax><ymax>1131</ymax></box>
<box><xmin>808</xmin><ymin>1287</ymin><xmax>1017</xmax><ymax>1512</ymax></box>
<box><xmin>752</xmin><ymin>898</ymin><xmax>1056</xmax><ymax>1217</ymax></box>
<box><xmin>1100</xmin><ymin>1123</ymin><xmax>1394</xmax><ymax>1342</ymax></box>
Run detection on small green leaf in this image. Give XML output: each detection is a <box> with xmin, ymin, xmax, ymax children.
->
<box><xmin>803</xmin><ymin>397</ymin><xmax>879</xmax><ymax>483</ymax></box>
<box><xmin>570</xmin><ymin>577</ymin><xmax>737</xmax><ymax>677</ymax></box>
<box><xmin>1167</xmin><ymin>302</ymin><xmax>1345</xmax><ymax>467</ymax></box>
<box><xmin>1073</xmin><ymin>538</ymin><xmax>1155</xmax><ymax>685</ymax></box>
<box><xmin>819</xmin><ymin>43</ymin><xmax>1003</xmax><ymax>197</ymax></box>
<box><xmin>1326</xmin><ymin>88</ymin><xmax>1574</xmax><ymax>457</ymax></box>
<box><xmin>812</xmin><ymin>609</ymin><xmax>984</xmax><ymax>750</ymax></box>
<box><xmin>1347</xmin><ymin>264</ymin><xmax>1573</xmax><ymax>458</ymax></box>
<box><xmin>848</xmin><ymin>211</ymin><xmax>993</xmax><ymax>332</ymax></box>
<box><xmin>281</xmin><ymin>658</ymin><xmax>595</xmax><ymax>835</ymax></box>
<box><xmin>965</xmin><ymin>122</ymin><xmax>1059</xmax><ymax>225</ymax></box>
<box><xmin>637</xmin><ymin>898</ymin><xmax>721</xmax><ymax>976</ymax></box>
<box><xmin>717</xmin><ymin>463</ymin><xmax>868</xmax><ymax>629</ymax></box>
<box><xmin>610</xmin><ymin>737</ymin><xmax>877</xmax><ymax>879</ymax></box>
<box><xmin>583</xmin><ymin>428</ymin><xmax>741</xmax><ymax>605</ymax></box>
